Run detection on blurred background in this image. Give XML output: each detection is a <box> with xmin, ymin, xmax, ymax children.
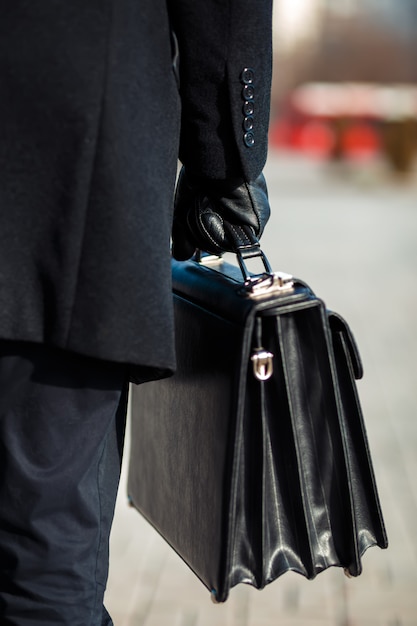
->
<box><xmin>271</xmin><ymin>0</ymin><xmax>417</xmax><ymax>176</ymax></box>
<box><xmin>105</xmin><ymin>2</ymin><xmax>417</xmax><ymax>624</ymax></box>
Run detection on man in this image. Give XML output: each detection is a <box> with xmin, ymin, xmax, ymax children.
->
<box><xmin>0</xmin><ymin>0</ymin><xmax>273</xmax><ymax>623</ymax></box>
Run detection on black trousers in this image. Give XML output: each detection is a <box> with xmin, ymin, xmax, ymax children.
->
<box><xmin>0</xmin><ymin>342</ymin><xmax>129</xmax><ymax>625</ymax></box>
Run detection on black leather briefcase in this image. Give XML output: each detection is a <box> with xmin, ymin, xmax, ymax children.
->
<box><xmin>128</xmin><ymin>250</ymin><xmax>387</xmax><ymax>602</ymax></box>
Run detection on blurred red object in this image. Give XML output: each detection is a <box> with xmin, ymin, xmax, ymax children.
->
<box><xmin>269</xmin><ymin>118</ymin><xmax>335</xmax><ymax>158</ymax></box>
<box><xmin>342</xmin><ymin>123</ymin><xmax>381</xmax><ymax>159</ymax></box>
<box><xmin>297</xmin><ymin>121</ymin><xmax>335</xmax><ymax>158</ymax></box>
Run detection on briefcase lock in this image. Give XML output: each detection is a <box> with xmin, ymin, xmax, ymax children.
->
<box><xmin>244</xmin><ymin>271</ymin><xmax>294</xmax><ymax>298</ymax></box>
<box><xmin>236</xmin><ymin>248</ymin><xmax>294</xmax><ymax>298</ymax></box>
<box><xmin>251</xmin><ymin>348</ymin><xmax>274</xmax><ymax>381</ymax></box>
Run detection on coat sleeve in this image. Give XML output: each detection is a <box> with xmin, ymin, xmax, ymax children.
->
<box><xmin>167</xmin><ymin>0</ymin><xmax>273</xmax><ymax>183</ymax></box>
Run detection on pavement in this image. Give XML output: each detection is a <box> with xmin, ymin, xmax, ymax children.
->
<box><xmin>104</xmin><ymin>151</ymin><xmax>417</xmax><ymax>626</ymax></box>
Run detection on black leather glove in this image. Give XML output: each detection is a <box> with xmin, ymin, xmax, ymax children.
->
<box><xmin>171</xmin><ymin>167</ymin><xmax>271</xmax><ymax>261</ymax></box>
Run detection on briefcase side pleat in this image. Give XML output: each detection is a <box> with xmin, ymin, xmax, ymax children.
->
<box><xmin>217</xmin><ymin>311</ymin><xmax>279</xmax><ymax>601</ymax></box>
<box><xmin>277</xmin><ymin>302</ymin><xmax>346</xmax><ymax>575</ymax></box>
<box><xmin>328</xmin><ymin>313</ymin><xmax>388</xmax><ymax>560</ymax></box>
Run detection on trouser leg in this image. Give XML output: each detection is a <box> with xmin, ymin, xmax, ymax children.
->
<box><xmin>0</xmin><ymin>342</ymin><xmax>128</xmax><ymax>625</ymax></box>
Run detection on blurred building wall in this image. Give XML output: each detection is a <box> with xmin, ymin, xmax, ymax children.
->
<box><xmin>271</xmin><ymin>0</ymin><xmax>417</xmax><ymax>172</ymax></box>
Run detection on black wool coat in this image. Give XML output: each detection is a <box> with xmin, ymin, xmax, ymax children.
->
<box><xmin>0</xmin><ymin>0</ymin><xmax>272</xmax><ymax>383</ymax></box>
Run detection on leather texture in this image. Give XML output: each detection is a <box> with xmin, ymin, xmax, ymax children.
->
<box><xmin>128</xmin><ymin>256</ymin><xmax>388</xmax><ymax>602</ymax></box>
<box><xmin>172</xmin><ymin>167</ymin><xmax>271</xmax><ymax>260</ymax></box>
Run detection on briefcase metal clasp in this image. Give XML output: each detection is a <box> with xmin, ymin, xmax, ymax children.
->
<box><xmin>251</xmin><ymin>348</ymin><xmax>274</xmax><ymax>381</ymax></box>
<box><xmin>194</xmin><ymin>248</ymin><xmax>294</xmax><ymax>298</ymax></box>
<box><xmin>245</xmin><ymin>271</ymin><xmax>294</xmax><ymax>298</ymax></box>
<box><xmin>237</xmin><ymin>248</ymin><xmax>294</xmax><ymax>298</ymax></box>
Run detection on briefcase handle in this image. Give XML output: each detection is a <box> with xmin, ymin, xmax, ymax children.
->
<box><xmin>195</xmin><ymin>224</ymin><xmax>294</xmax><ymax>297</ymax></box>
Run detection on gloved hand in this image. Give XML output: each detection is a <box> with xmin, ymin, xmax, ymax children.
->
<box><xmin>171</xmin><ymin>167</ymin><xmax>271</xmax><ymax>261</ymax></box>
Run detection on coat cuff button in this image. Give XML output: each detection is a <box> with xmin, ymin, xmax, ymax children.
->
<box><xmin>243</xmin><ymin>116</ymin><xmax>254</xmax><ymax>131</ymax></box>
<box><xmin>243</xmin><ymin>132</ymin><xmax>255</xmax><ymax>148</ymax></box>
<box><xmin>241</xmin><ymin>67</ymin><xmax>254</xmax><ymax>84</ymax></box>
<box><xmin>242</xmin><ymin>84</ymin><xmax>255</xmax><ymax>100</ymax></box>
<box><xmin>240</xmin><ymin>68</ymin><xmax>256</xmax><ymax>148</ymax></box>
<box><xmin>243</xmin><ymin>101</ymin><xmax>254</xmax><ymax>116</ymax></box>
